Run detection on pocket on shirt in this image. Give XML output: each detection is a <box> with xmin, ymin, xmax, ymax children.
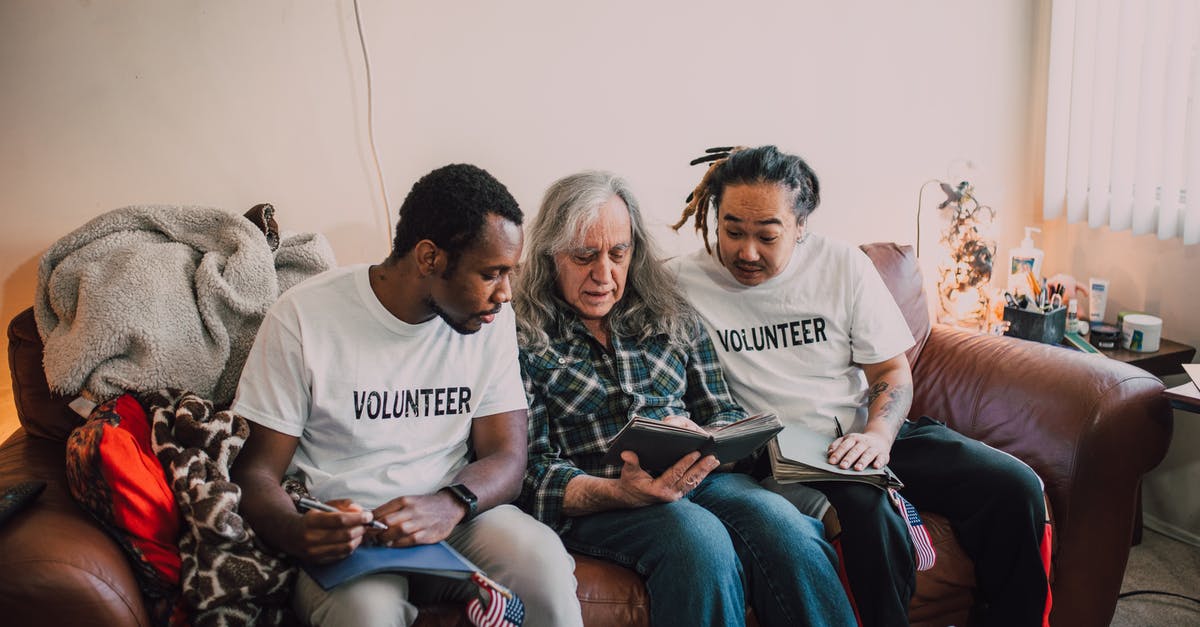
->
<box><xmin>623</xmin><ymin>349</ymin><xmax>687</xmax><ymax>405</ymax></box>
<box><xmin>524</xmin><ymin>351</ymin><xmax>610</xmax><ymax>428</ymax></box>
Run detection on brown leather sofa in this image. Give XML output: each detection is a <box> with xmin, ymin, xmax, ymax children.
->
<box><xmin>0</xmin><ymin>242</ymin><xmax>1172</xmax><ymax>626</ymax></box>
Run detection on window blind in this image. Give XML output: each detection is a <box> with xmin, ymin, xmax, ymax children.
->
<box><xmin>1043</xmin><ymin>0</ymin><xmax>1200</xmax><ymax>244</ymax></box>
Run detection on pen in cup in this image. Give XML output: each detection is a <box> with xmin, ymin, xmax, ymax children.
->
<box><xmin>294</xmin><ymin>495</ymin><xmax>388</xmax><ymax>530</ymax></box>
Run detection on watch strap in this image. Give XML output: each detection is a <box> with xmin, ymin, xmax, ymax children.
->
<box><xmin>443</xmin><ymin>483</ymin><xmax>478</xmax><ymax>522</ymax></box>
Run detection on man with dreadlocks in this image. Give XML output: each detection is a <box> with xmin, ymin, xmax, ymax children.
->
<box><xmin>668</xmin><ymin>145</ymin><xmax>1052</xmax><ymax>627</ymax></box>
<box><xmin>514</xmin><ymin>170</ymin><xmax>855</xmax><ymax>627</ymax></box>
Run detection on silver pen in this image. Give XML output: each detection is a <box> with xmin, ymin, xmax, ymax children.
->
<box><xmin>294</xmin><ymin>495</ymin><xmax>387</xmax><ymax>530</ymax></box>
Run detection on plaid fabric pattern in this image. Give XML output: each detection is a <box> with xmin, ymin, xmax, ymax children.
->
<box><xmin>519</xmin><ymin>313</ymin><xmax>746</xmax><ymax>532</ymax></box>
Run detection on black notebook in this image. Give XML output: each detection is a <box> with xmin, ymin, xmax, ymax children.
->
<box><xmin>600</xmin><ymin>412</ymin><xmax>784</xmax><ymax>475</ymax></box>
<box><xmin>302</xmin><ymin>542</ymin><xmax>479</xmax><ymax>590</ymax></box>
<box><xmin>767</xmin><ymin>425</ymin><xmax>903</xmax><ymax>490</ymax></box>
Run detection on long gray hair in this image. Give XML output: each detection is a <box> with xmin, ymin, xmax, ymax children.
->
<box><xmin>514</xmin><ymin>171</ymin><xmax>694</xmax><ymax>351</ymax></box>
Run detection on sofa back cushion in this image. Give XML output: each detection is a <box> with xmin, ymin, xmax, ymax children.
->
<box><xmin>8</xmin><ymin>307</ymin><xmax>80</xmax><ymax>441</ymax></box>
<box><xmin>9</xmin><ymin>242</ymin><xmax>931</xmax><ymax>439</ymax></box>
<box><xmin>859</xmin><ymin>242</ymin><xmax>931</xmax><ymax>368</ymax></box>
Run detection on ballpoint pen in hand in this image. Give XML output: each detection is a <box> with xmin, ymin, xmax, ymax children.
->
<box><xmin>832</xmin><ymin>416</ymin><xmax>844</xmax><ymax>439</ymax></box>
<box><xmin>294</xmin><ymin>495</ymin><xmax>388</xmax><ymax>530</ymax></box>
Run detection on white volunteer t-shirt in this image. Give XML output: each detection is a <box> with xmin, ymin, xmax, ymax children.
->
<box><xmin>669</xmin><ymin>234</ymin><xmax>914</xmax><ymax>437</ymax></box>
<box><xmin>232</xmin><ymin>265</ymin><xmax>528</xmax><ymax>508</ymax></box>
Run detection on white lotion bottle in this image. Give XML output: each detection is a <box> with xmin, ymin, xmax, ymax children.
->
<box><xmin>1088</xmin><ymin>277</ymin><xmax>1110</xmax><ymax>323</ymax></box>
<box><xmin>1006</xmin><ymin>227</ymin><xmax>1044</xmax><ymax>294</ymax></box>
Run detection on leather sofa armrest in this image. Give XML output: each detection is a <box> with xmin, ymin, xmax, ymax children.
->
<box><xmin>0</xmin><ymin>431</ymin><xmax>149</xmax><ymax>626</ymax></box>
<box><xmin>910</xmin><ymin>324</ymin><xmax>1172</xmax><ymax>626</ymax></box>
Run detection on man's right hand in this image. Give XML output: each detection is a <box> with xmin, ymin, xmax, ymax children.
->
<box><xmin>561</xmin><ymin>449</ymin><xmax>720</xmax><ymax>516</ymax></box>
<box><xmin>615</xmin><ymin>450</ymin><xmax>719</xmax><ymax>507</ymax></box>
<box><xmin>293</xmin><ymin>499</ymin><xmax>374</xmax><ymax>564</ymax></box>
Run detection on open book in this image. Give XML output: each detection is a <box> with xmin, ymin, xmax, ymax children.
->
<box><xmin>768</xmin><ymin>424</ymin><xmax>903</xmax><ymax>490</ymax></box>
<box><xmin>600</xmin><ymin>412</ymin><xmax>783</xmax><ymax>475</ymax></box>
<box><xmin>302</xmin><ymin>542</ymin><xmax>479</xmax><ymax>590</ymax></box>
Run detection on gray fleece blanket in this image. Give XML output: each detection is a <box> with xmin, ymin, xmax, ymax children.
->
<box><xmin>35</xmin><ymin>205</ymin><xmax>335</xmax><ymax>407</ymax></box>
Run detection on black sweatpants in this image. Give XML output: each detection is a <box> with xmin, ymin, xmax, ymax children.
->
<box><xmin>809</xmin><ymin>416</ymin><xmax>1049</xmax><ymax>627</ymax></box>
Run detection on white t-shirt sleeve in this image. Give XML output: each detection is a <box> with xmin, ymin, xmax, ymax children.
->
<box><xmin>231</xmin><ymin>304</ymin><xmax>311</xmax><ymax>437</ymax></box>
<box><xmin>848</xmin><ymin>251</ymin><xmax>916</xmax><ymax>365</ymax></box>
<box><xmin>472</xmin><ymin>308</ymin><xmax>529</xmax><ymax>418</ymax></box>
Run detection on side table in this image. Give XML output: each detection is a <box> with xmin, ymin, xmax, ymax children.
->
<box><xmin>1165</xmin><ymin>381</ymin><xmax>1200</xmax><ymax>413</ymax></box>
<box><xmin>1097</xmin><ymin>337</ymin><xmax>1196</xmax><ymax>377</ymax></box>
<box><xmin>1098</xmin><ymin>337</ymin><xmax>1197</xmax><ymax>545</ymax></box>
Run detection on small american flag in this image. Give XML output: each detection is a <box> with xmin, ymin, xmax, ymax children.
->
<box><xmin>467</xmin><ymin>572</ymin><xmax>525</xmax><ymax>627</ymax></box>
<box><xmin>888</xmin><ymin>488</ymin><xmax>936</xmax><ymax>571</ymax></box>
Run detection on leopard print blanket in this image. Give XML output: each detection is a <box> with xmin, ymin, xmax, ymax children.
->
<box><xmin>146</xmin><ymin>389</ymin><xmax>295</xmax><ymax>626</ymax></box>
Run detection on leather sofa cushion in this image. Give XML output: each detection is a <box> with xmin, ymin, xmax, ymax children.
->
<box><xmin>8</xmin><ymin>307</ymin><xmax>80</xmax><ymax>442</ymax></box>
<box><xmin>860</xmin><ymin>242</ymin><xmax>932</xmax><ymax>368</ymax></box>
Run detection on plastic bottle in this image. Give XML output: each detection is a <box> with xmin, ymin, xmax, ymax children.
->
<box><xmin>1088</xmin><ymin>277</ymin><xmax>1110</xmax><ymax>323</ymax></box>
<box><xmin>1006</xmin><ymin>227</ymin><xmax>1044</xmax><ymax>295</ymax></box>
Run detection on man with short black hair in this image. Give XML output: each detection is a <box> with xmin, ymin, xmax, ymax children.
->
<box><xmin>232</xmin><ymin>164</ymin><xmax>583</xmax><ymax>627</ymax></box>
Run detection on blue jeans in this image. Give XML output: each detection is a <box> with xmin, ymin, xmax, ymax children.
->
<box><xmin>562</xmin><ymin>472</ymin><xmax>855</xmax><ymax>627</ymax></box>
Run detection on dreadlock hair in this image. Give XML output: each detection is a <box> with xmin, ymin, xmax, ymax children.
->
<box><xmin>391</xmin><ymin>163</ymin><xmax>523</xmax><ymax>275</ymax></box>
<box><xmin>514</xmin><ymin>171</ymin><xmax>695</xmax><ymax>352</ymax></box>
<box><xmin>672</xmin><ymin>145</ymin><xmax>821</xmax><ymax>253</ymax></box>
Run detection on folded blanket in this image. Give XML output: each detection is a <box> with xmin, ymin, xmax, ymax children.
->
<box><xmin>35</xmin><ymin>205</ymin><xmax>335</xmax><ymax>407</ymax></box>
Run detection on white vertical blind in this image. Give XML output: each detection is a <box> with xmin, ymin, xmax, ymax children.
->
<box><xmin>1044</xmin><ymin>0</ymin><xmax>1200</xmax><ymax>244</ymax></box>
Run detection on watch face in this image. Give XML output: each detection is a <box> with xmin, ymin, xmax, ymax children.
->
<box><xmin>452</xmin><ymin>484</ymin><xmax>477</xmax><ymax>503</ymax></box>
<box><xmin>447</xmin><ymin>484</ymin><xmax>478</xmax><ymax>519</ymax></box>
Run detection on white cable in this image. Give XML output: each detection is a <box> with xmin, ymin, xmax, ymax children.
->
<box><xmin>352</xmin><ymin>0</ymin><xmax>393</xmax><ymax>252</ymax></box>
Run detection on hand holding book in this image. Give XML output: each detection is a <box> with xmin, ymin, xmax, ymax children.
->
<box><xmin>768</xmin><ymin>422</ymin><xmax>903</xmax><ymax>489</ymax></box>
<box><xmin>826</xmin><ymin>429</ymin><xmax>894</xmax><ymax>472</ymax></box>
<box><xmin>600</xmin><ymin>412</ymin><xmax>784</xmax><ymax>475</ymax></box>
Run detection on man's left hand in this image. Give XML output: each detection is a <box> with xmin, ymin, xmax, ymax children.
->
<box><xmin>827</xmin><ymin>431</ymin><xmax>893</xmax><ymax>471</ymax></box>
<box><xmin>372</xmin><ymin>492</ymin><xmax>464</xmax><ymax>547</ymax></box>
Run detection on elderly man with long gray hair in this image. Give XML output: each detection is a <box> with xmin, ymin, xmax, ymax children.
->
<box><xmin>511</xmin><ymin>170</ymin><xmax>855</xmax><ymax>627</ymax></box>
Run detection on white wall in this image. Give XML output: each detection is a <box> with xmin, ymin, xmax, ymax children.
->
<box><xmin>1040</xmin><ymin>223</ymin><xmax>1200</xmax><ymax>545</ymax></box>
<box><xmin>0</xmin><ymin>0</ymin><xmax>1043</xmax><ymax>440</ymax></box>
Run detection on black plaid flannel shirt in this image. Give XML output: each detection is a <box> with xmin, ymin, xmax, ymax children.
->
<box><xmin>518</xmin><ymin>313</ymin><xmax>746</xmax><ymax>533</ymax></box>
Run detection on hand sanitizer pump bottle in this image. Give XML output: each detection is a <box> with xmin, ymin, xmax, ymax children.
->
<box><xmin>1006</xmin><ymin>227</ymin><xmax>1044</xmax><ymax>295</ymax></box>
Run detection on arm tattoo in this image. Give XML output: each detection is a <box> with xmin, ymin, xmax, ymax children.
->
<box><xmin>867</xmin><ymin>381</ymin><xmax>889</xmax><ymax>405</ymax></box>
<box><xmin>877</xmin><ymin>383</ymin><xmax>913</xmax><ymax>426</ymax></box>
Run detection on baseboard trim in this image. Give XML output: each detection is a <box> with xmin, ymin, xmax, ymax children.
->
<box><xmin>1143</xmin><ymin>513</ymin><xmax>1200</xmax><ymax>548</ymax></box>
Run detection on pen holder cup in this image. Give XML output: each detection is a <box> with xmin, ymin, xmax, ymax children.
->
<box><xmin>1003</xmin><ymin>305</ymin><xmax>1067</xmax><ymax>345</ymax></box>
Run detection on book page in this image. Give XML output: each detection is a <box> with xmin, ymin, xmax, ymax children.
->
<box><xmin>774</xmin><ymin>424</ymin><xmax>838</xmax><ymax>467</ymax></box>
<box><xmin>1165</xmin><ymin>381</ymin><xmax>1200</xmax><ymax>404</ymax></box>
<box><xmin>711</xmin><ymin>412</ymin><xmax>782</xmax><ymax>437</ymax></box>
<box><xmin>1183</xmin><ymin>364</ymin><xmax>1200</xmax><ymax>391</ymax></box>
<box><xmin>774</xmin><ymin>425</ymin><xmax>896</xmax><ymax>481</ymax></box>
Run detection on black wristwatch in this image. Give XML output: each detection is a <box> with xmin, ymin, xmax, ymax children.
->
<box><xmin>442</xmin><ymin>483</ymin><xmax>478</xmax><ymax>522</ymax></box>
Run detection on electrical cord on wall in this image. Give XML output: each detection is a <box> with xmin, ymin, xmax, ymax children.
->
<box><xmin>1117</xmin><ymin>589</ymin><xmax>1200</xmax><ymax>606</ymax></box>
<box><xmin>352</xmin><ymin>0</ymin><xmax>394</xmax><ymax>252</ymax></box>
<box><xmin>914</xmin><ymin>178</ymin><xmax>940</xmax><ymax>258</ymax></box>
